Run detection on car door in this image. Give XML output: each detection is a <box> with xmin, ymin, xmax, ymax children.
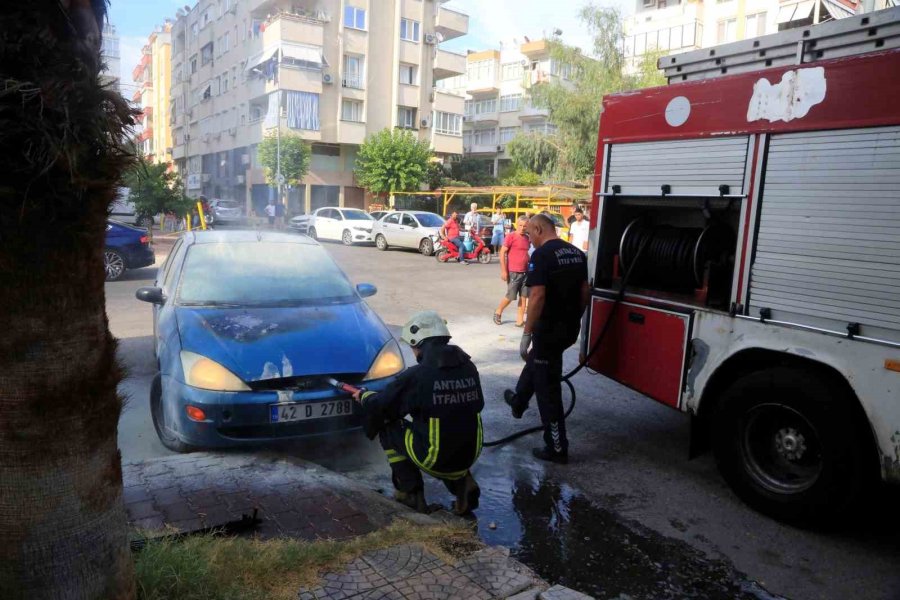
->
<box><xmin>399</xmin><ymin>213</ymin><xmax>420</xmax><ymax>248</ymax></box>
<box><xmin>380</xmin><ymin>212</ymin><xmax>401</xmax><ymax>244</ymax></box>
<box><xmin>154</xmin><ymin>238</ymin><xmax>186</xmax><ymax>362</ymax></box>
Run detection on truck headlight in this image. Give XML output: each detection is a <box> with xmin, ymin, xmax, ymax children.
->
<box><xmin>181</xmin><ymin>351</ymin><xmax>250</xmax><ymax>391</ymax></box>
<box><xmin>363</xmin><ymin>339</ymin><xmax>405</xmax><ymax>381</ymax></box>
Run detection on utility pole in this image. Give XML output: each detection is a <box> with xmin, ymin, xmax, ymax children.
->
<box><xmin>276</xmin><ymin>96</ymin><xmax>282</xmax><ymax>207</ymax></box>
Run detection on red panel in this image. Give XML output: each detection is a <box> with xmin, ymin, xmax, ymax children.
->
<box><xmin>588</xmin><ymin>298</ymin><xmax>691</xmax><ymax>408</ymax></box>
<box><xmin>597</xmin><ymin>50</ymin><xmax>900</xmax><ymax>144</ymax></box>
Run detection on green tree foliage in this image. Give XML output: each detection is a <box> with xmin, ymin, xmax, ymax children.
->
<box><xmin>500</xmin><ymin>168</ymin><xmax>542</xmax><ymax>187</ymax></box>
<box><xmin>258</xmin><ymin>133</ymin><xmax>311</xmax><ymax>187</ymax></box>
<box><xmin>506</xmin><ymin>133</ymin><xmax>559</xmax><ymax>176</ymax></box>
<box><xmin>448</xmin><ymin>157</ymin><xmax>496</xmax><ymax>187</ymax></box>
<box><xmin>354</xmin><ymin>129</ymin><xmax>433</xmax><ymax>195</ymax></box>
<box><xmin>529</xmin><ymin>4</ymin><xmax>667</xmax><ymax>181</ymax></box>
<box><xmin>124</xmin><ymin>157</ymin><xmax>191</xmax><ymax>216</ymax></box>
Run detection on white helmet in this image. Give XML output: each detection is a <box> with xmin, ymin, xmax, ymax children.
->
<box><xmin>400</xmin><ymin>310</ymin><xmax>451</xmax><ymax>347</ymax></box>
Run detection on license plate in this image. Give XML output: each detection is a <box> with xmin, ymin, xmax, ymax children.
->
<box><xmin>270</xmin><ymin>400</ymin><xmax>353</xmax><ymax>423</ymax></box>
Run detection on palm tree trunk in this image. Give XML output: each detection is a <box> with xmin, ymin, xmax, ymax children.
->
<box><xmin>0</xmin><ymin>2</ymin><xmax>136</xmax><ymax>598</ymax></box>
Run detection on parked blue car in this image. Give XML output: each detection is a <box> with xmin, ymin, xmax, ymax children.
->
<box><xmin>105</xmin><ymin>220</ymin><xmax>155</xmax><ymax>281</ymax></box>
<box><xmin>135</xmin><ymin>230</ymin><xmax>404</xmax><ymax>452</ymax></box>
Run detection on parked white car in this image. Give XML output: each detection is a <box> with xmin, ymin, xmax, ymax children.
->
<box><xmin>289</xmin><ymin>207</ymin><xmax>375</xmax><ymax>245</ymax></box>
<box><xmin>372</xmin><ymin>211</ymin><xmax>446</xmax><ymax>256</ymax></box>
<box><xmin>210</xmin><ymin>199</ymin><xmax>243</xmax><ymax>224</ymax></box>
<box><xmin>110</xmin><ymin>187</ymin><xmax>157</xmax><ymax>229</ymax></box>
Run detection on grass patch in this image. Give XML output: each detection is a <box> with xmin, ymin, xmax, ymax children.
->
<box><xmin>134</xmin><ymin>520</ymin><xmax>481</xmax><ymax>600</ymax></box>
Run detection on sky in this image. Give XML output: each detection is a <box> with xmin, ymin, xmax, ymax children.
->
<box><xmin>110</xmin><ymin>0</ymin><xmax>635</xmax><ymax>94</ymax></box>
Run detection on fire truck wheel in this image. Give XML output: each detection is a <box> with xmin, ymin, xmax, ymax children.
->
<box><xmin>712</xmin><ymin>367</ymin><xmax>868</xmax><ymax>524</ymax></box>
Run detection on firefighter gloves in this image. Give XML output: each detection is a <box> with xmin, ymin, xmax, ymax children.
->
<box><xmin>520</xmin><ymin>333</ymin><xmax>533</xmax><ymax>361</ymax></box>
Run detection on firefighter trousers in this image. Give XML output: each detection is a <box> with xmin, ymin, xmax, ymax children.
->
<box><xmin>378</xmin><ymin>421</ymin><xmax>473</xmax><ymax>498</ymax></box>
<box><xmin>514</xmin><ymin>327</ymin><xmax>575</xmax><ymax>455</ymax></box>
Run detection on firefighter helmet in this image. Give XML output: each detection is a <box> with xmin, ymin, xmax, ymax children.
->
<box><xmin>400</xmin><ymin>311</ymin><xmax>451</xmax><ymax>347</ymax></box>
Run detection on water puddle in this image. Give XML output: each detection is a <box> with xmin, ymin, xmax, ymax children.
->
<box><xmin>429</xmin><ymin>455</ymin><xmax>785</xmax><ymax>600</ymax></box>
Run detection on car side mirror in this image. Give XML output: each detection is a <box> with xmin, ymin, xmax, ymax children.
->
<box><xmin>135</xmin><ymin>286</ymin><xmax>166</xmax><ymax>305</ymax></box>
<box><xmin>356</xmin><ymin>283</ymin><xmax>377</xmax><ymax>298</ymax></box>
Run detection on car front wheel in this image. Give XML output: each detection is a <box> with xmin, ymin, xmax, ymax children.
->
<box><xmin>712</xmin><ymin>367</ymin><xmax>870</xmax><ymax>524</ymax></box>
<box><xmin>307</xmin><ymin>226</ymin><xmax>317</xmax><ymax>240</ymax></box>
<box><xmin>342</xmin><ymin>230</ymin><xmax>354</xmax><ymax>246</ymax></box>
<box><xmin>419</xmin><ymin>238</ymin><xmax>434</xmax><ymax>256</ymax></box>
<box><xmin>477</xmin><ymin>249</ymin><xmax>492</xmax><ymax>264</ymax></box>
<box><xmin>150</xmin><ymin>374</ymin><xmax>199</xmax><ymax>454</ymax></box>
<box><xmin>375</xmin><ymin>234</ymin><xmax>388</xmax><ymax>251</ymax></box>
<box><xmin>104</xmin><ymin>249</ymin><xmax>127</xmax><ymax>281</ymax></box>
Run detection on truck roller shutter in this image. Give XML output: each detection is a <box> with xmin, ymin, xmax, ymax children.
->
<box><xmin>749</xmin><ymin>126</ymin><xmax>900</xmax><ymax>343</ymax></box>
<box><xmin>606</xmin><ymin>136</ymin><xmax>750</xmax><ymax>196</ymax></box>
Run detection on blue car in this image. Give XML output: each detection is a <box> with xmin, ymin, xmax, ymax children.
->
<box><xmin>105</xmin><ymin>220</ymin><xmax>155</xmax><ymax>281</ymax></box>
<box><xmin>135</xmin><ymin>230</ymin><xmax>404</xmax><ymax>452</ymax></box>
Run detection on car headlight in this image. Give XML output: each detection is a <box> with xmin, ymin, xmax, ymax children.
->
<box><xmin>353</xmin><ymin>226</ymin><xmax>372</xmax><ymax>232</ymax></box>
<box><xmin>363</xmin><ymin>339</ymin><xmax>405</xmax><ymax>381</ymax></box>
<box><xmin>180</xmin><ymin>351</ymin><xmax>250</xmax><ymax>391</ymax></box>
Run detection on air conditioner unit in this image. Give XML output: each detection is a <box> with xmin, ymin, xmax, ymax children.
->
<box><xmin>520</xmin><ymin>59</ymin><xmax>528</xmax><ymax>67</ymax></box>
<box><xmin>497</xmin><ymin>145</ymin><xmax>504</xmax><ymax>152</ymax></box>
<box><xmin>463</xmin><ymin>115</ymin><xmax>472</xmax><ymax>121</ymax></box>
<box><xmin>424</xmin><ymin>33</ymin><xmax>437</xmax><ymax>45</ymax></box>
<box><xmin>322</xmin><ymin>72</ymin><xmax>334</xmax><ymax>84</ymax></box>
<box><xmin>420</xmin><ymin>117</ymin><xmax>430</xmax><ymax>128</ymax></box>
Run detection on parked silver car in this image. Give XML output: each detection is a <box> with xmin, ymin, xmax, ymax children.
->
<box><xmin>372</xmin><ymin>211</ymin><xmax>445</xmax><ymax>256</ymax></box>
<box><xmin>210</xmin><ymin>199</ymin><xmax>243</xmax><ymax>224</ymax></box>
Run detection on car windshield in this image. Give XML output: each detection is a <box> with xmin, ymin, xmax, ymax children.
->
<box><xmin>342</xmin><ymin>210</ymin><xmax>372</xmax><ymax>221</ymax></box>
<box><xmin>413</xmin><ymin>213</ymin><xmax>444</xmax><ymax>227</ymax></box>
<box><xmin>177</xmin><ymin>242</ymin><xmax>356</xmax><ymax>307</ymax></box>
<box><xmin>217</xmin><ymin>200</ymin><xmax>240</xmax><ymax>209</ymax></box>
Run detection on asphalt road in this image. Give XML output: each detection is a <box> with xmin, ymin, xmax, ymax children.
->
<box><xmin>107</xmin><ymin>233</ymin><xmax>900</xmax><ymax>600</ymax></box>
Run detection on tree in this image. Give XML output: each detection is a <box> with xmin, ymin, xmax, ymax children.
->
<box><xmin>500</xmin><ymin>168</ymin><xmax>542</xmax><ymax>187</ymax></box>
<box><xmin>529</xmin><ymin>4</ymin><xmax>666</xmax><ymax>181</ymax></box>
<box><xmin>449</xmin><ymin>157</ymin><xmax>496</xmax><ymax>187</ymax></box>
<box><xmin>124</xmin><ymin>157</ymin><xmax>191</xmax><ymax>218</ymax></box>
<box><xmin>354</xmin><ymin>129</ymin><xmax>433</xmax><ymax>195</ymax></box>
<box><xmin>258</xmin><ymin>133</ymin><xmax>311</xmax><ymax>187</ymax></box>
<box><xmin>507</xmin><ymin>133</ymin><xmax>559</xmax><ymax>177</ymax></box>
<box><xmin>1</xmin><ymin>1</ymin><xmax>136</xmax><ymax>598</ymax></box>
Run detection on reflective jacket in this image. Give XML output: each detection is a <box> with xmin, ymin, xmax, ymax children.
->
<box><xmin>361</xmin><ymin>343</ymin><xmax>484</xmax><ymax>479</ymax></box>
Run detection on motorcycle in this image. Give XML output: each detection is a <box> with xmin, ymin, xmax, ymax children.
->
<box><xmin>435</xmin><ymin>231</ymin><xmax>492</xmax><ymax>264</ymax></box>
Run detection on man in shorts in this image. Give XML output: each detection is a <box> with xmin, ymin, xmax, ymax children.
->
<box><xmin>493</xmin><ymin>216</ymin><xmax>531</xmax><ymax>327</ymax></box>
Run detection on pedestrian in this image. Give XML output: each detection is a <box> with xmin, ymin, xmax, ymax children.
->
<box><xmin>264</xmin><ymin>200</ymin><xmax>276</xmax><ymax>228</ymax></box>
<box><xmin>440</xmin><ymin>210</ymin><xmax>467</xmax><ymax>264</ymax></box>
<box><xmin>490</xmin><ymin>208</ymin><xmax>505</xmax><ymax>254</ymax></box>
<box><xmin>503</xmin><ymin>214</ymin><xmax>589</xmax><ymax>464</ymax></box>
<box><xmin>493</xmin><ymin>216</ymin><xmax>530</xmax><ymax>327</ymax></box>
<box><xmin>354</xmin><ymin>311</ymin><xmax>483</xmax><ymax>515</ymax></box>
<box><xmin>568</xmin><ymin>207</ymin><xmax>590</xmax><ymax>251</ymax></box>
<box><xmin>463</xmin><ymin>202</ymin><xmax>480</xmax><ymax>238</ymax></box>
<box><xmin>274</xmin><ymin>200</ymin><xmax>285</xmax><ymax>229</ymax></box>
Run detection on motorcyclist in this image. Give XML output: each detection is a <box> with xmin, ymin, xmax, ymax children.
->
<box><xmin>440</xmin><ymin>211</ymin><xmax>467</xmax><ymax>264</ymax></box>
<box><xmin>355</xmin><ymin>311</ymin><xmax>483</xmax><ymax>514</ymax></box>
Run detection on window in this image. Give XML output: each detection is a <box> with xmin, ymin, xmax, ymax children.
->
<box><xmin>312</xmin><ymin>144</ymin><xmax>340</xmax><ymax>156</ymax></box>
<box><xmin>473</xmin><ymin>128</ymin><xmax>496</xmax><ymax>145</ymax></box>
<box><xmin>341</xmin><ymin>99</ymin><xmax>363</xmax><ymax>122</ymax></box>
<box><xmin>201</xmin><ymin>42</ymin><xmax>214</xmax><ymax>65</ymax></box>
<box><xmin>434</xmin><ymin>112</ymin><xmax>462</xmax><ymax>136</ymax></box>
<box><xmin>384</xmin><ymin>213</ymin><xmax>401</xmax><ymax>225</ymax></box>
<box><xmin>401</xmin><ymin>214</ymin><xmax>418</xmax><ymax>227</ymax></box>
<box><xmin>499</xmin><ymin>126</ymin><xmax>520</xmax><ymax>143</ymax></box>
<box><xmin>717</xmin><ymin>18</ymin><xmax>737</xmax><ymax>43</ymax></box>
<box><xmin>501</xmin><ymin>62</ymin><xmax>523</xmax><ymax>81</ymax></box>
<box><xmin>190</xmin><ymin>54</ymin><xmax>198</xmax><ymax>74</ymax></box>
<box><xmin>223</xmin><ymin>32</ymin><xmax>230</xmax><ymax>53</ymax></box>
<box><xmin>344</xmin><ymin>6</ymin><xmax>366</xmax><ymax>30</ymax></box>
<box><xmin>285</xmin><ymin>91</ymin><xmax>320</xmax><ymax>131</ymax></box>
<box><xmin>635</xmin><ymin>32</ymin><xmax>647</xmax><ymax>55</ymax></box>
<box><xmin>466</xmin><ymin>59</ymin><xmax>494</xmax><ymax>82</ymax></box>
<box><xmin>221</xmin><ymin>72</ymin><xmax>229</xmax><ymax>92</ymax></box>
<box><xmin>399</xmin><ymin>63</ymin><xmax>417</xmax><ymax>85</ymax></box>
<box><xmin>745</xmin><ymin>12</ymin><xmax>767</xmax><ymax>38</ymax></box>
<box><xmin>343</xmin><ymin>54</ymin><xmax>364</xmax><ymax>88</ymax></box>
<box><xmin>499</xmin><ymin>94</ymin><xmax>523</xmax><ymax>112</ymax></box>
<box><xmin>400</xmin><ymin>18</ymin><xmax>420</xmax><ymax>42</ymax></box>
<box><xmin>670</xmin><ymin>25</ymin><xmax>683</xmax><ymax>49</ymax></box>
<box><xmin>550</xmin><ymin>60</ymin><xmax>571</xmax><ymax>79</ymax></box>
<box><xmin>472</xmin><ymin>97</ymin><xmax>497</xmax><ymax>115</ymax></box>
<box><xmin>397</xmin><ymin>106</ymin><xmax>417</xmax><ymax>129</ymax></box>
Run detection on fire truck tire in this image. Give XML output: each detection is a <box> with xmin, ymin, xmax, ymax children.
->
<box><xmin>712</xmin><ymin>367</ymin><xmax>868</xmax><ymax>524</ymax></box>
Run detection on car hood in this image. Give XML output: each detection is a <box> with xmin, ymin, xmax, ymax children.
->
<box><xmin>339</xmin><ymin>219</ymin><xmax>375</xmax><ymax>228</ymax></box>
<box><xmin>175</xmin><ymin>302</ymin><xmax>391</xmax><ymax>382</ymax></box>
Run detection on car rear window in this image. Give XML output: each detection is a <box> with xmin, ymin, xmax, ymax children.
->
<box><xmin>177</xmin><ymin>242</ymin><xmax>356</xmax><ymax>306</ymax></box>
<box><xmin>413</xmin><ymin>213</ymin><xmax>444</xmax><ymax>227</ymax></box>
<box><xmin>341</xmin><ymin>209</ymin><xmax>372</xmax><ymax>221</ymax></box>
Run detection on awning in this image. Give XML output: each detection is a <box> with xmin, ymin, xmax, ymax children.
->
<box><xmin>281</xmin><ymin>43</ymin><xmax>323</xmax><ymax>67</ymax></box>
<box><xmin>776</xmin><ymin>0</ymin><xmax>816</xmax><ymax>24</ymax></box>
<box><xmin>823</xmin><ymin>0</ymin><xmax>855</xmax><ymax>19</ymax></box>
<box><xmin>245</xmin><ymin>45</ymin><xmax>279</xmax><ymax>73</ymax></box>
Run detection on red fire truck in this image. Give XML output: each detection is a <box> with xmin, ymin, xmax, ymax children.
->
<box><xmin>585</xmin><ymin>7</ymin><xmax>900</xmax><ymax>522</ymax></box>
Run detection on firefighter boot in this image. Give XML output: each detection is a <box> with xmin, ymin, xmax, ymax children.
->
<box><xmin>450</xmin><ymin>473</ymin><xmax>481</xmax><ymax>516</ymax></box>
<box><xmin>394</xmin><ymin>489</ymin><xmax>429</xmax><ymax>513</ymax></box>
<box><xmin>532</xmin><ymin>447</ymin><xmax>568</xmax><ymax>464</ymax></box>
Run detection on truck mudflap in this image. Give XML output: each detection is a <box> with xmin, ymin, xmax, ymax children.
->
<box><xmin>588</xmin><ymin>295</ymin><xmax>693</xmax><ymax>409</ymax></box>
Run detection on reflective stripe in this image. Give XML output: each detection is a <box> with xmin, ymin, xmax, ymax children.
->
<box><xmin>360</xmin><ymin>391</ymin><xmax>377</xmax><ymax>404</ymax></box>
<box><xmin>385</xmin><ymin>449</ymin><xmax>399</xmax><ymax>457</ymax></box>
<box><xmin>388</xmin><ymin>455</ymin><xmax>407</xmax><ymax>464</ymax></box>
<box><xmin>423</xmin><ymin>418</ymin><xmax>440</xmax><ymax>469</ymax></box>
<box><xmin>475</xmin><ymin>413</ymin><xmax>483</xmax><ymax>461</ymax></box>
<box><xmin>404</xmin><ymin>427</ymin><xmax>467</xmax><ymax>480</ymax></box>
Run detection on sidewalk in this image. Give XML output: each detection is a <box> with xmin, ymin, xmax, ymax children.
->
<box><xmin>122</xmin><ymin>453</ymin><xmax>595</xmax><ymax>599</ymax></box>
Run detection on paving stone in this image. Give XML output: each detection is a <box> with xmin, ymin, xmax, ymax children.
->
<box><xmin>506</xmin><ymin>587</ymin><xmax>544</xmax><ymax>600</ymax></box>
<box><xmin>219</xmin><ymin>491</ymin><xmax>256</xmax><ymax>513</ymax></box>
<box><xmin>130</xmin><ymin>515</ymin><xmax>167</xmax><ymax>531</ymax></box>
<box><xmin>389</xmin><ymin>564</ymin><xmax>492</xmax><ymax>600</ymax></box>
<box><xmin>159</xmin><ymin>502</ymin><xmax>198</xmax><ymax>523</ymax></box>
<box><xmin>326</xmin><ymin>498</ymin><xmax>363</xmax><ymax>520</ymax></box>
<box><xmin>168</xmin><ymin>517</ymin><xmax>205</xmax><ymax>532</ymax></box>
<box><xmin>123</xmin><ymin>485</ymin><xmax>153</xmax><ymax>504</ymax></box>
<box><xmin>311</xmin><ymin>518</ymin><xmax>354</xmax><ymax>540</ymax></box>
<box><xmin>195</xmin><ymin>505</ymin><xmax>234</xmax><ymax>527</ymax></box>
<box><xmin>152</xmin><ymin>486</ymin><xmax>185</xmax><ymax>506</ymax></box>
<box><xmin>362</xmin><ymin>544</ymin><xmax>445</xmax><ymax>580</ymax></box>
<box><xmin>455</xmin><ymin>547</ymin><xmax>534</xmax><ymax>598</ymax></box>
<box><xmin>341</xmin><ymin>513</ymin><xmax>377</xmax><ymax>535</ymax></box>
<box><xmin>538</xmin><ymin>585</ymin><xmax>594</xmax><ymax>600</ymax></box>
<box><xmin>298</xmin><ymin>557</ymin><xmax>390</xmax><ymax>600</ymax></box>
<box><xmin>125</xmin><ymin>500</ymin><xmax>160</xmax><ymax>521</ymax></box>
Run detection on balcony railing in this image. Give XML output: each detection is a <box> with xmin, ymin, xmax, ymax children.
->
<box><xmin>342</xmin><ymin>75</ymin><xmax>364</xmax><ymax>89</ymax></box>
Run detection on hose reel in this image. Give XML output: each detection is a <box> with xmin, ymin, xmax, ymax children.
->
<box><xmin>619</xmin><ymin>217</ymin><xmax>735</xmax><ymax>294</ymax></box>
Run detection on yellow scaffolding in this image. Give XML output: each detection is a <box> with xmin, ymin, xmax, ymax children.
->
<box><xmin>388</xmin><ymin>185</ymin><xmax>590</xmax><ymax>217</ymax></box>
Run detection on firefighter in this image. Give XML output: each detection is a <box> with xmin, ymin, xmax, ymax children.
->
<box><xmin>504</xmin><ymin>214</ymin><xmax>589</xmax><ymax>464</ymax></box>
<box><xmin>355</xmin><ymin>311</ymin><xmax>484</xmax><ymax>515</ymax></box>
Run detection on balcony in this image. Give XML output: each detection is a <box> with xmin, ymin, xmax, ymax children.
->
<box><xmin>398</xmin><ymin>84</ymin><xmax>421</xmax><ymax>108</ymax></box>
<box><xmin>518</xmin><ymin>102</ymin><xmax>549</xmax><ymax>121</ymax></box>
<box><xmin>468</xmin><ymin>143</ymin><xmax>499</xmax><ymax>155</ymax></box>
<box><xmin>434</xmin><ymin>49</ymin><xmax>466</xmax><ymax>80</ymax></box>
<box><xmin>262</xmin><ymin>12</ymin><xmax>325</xmax><ymax>48</ymax></box>
<box><xmin>433</xmin><ymin>90</ymin><xmax>464</xmax><ymax>115</ymax></box>
<box><xmin>435</xmin><ymin>7</ymin><xmax>468</xmax><ymax>42</ymax></box>
<box><xmin>520</xmin><ymin>39</ymin><xmax>550</xmax><ymax>57</ymax></box>
<box><xmin>470</xmin><ymin>111</ymin><xmax>499</xmax><ymax>126</ymax></box>
<box><xmin>339</xmin><ymin>121</ymin><xmax>366</xmax><ymax>145</ymax></box>
<box><xmin>432</xmin><ymin>132</ymin><xmax>463</xmax><ymax>155</ymax></box>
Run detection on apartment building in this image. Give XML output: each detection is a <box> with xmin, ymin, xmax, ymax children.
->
<box><xmin>437</xmin><ymin>39</ymin><xmax>564</xmax><ymax>177</ymax></box>
<box><xmin>624</xmin><ymin>0</ymin><xmax>871</xmax><ymax>65</ymax></box>
<box><xmin>101</xmin><ymin>23</ymin><xmax>121</xmax><ymax>91</ymax></box>
<box><xmin>168</xmin><ymin>0</ymin><xmax>468</xmax><ymax>215</ymax></box>
<box><xmin>133</xmin><ymin>23</ymin><xmax>174</xmax><ymax>163</ymax></box>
